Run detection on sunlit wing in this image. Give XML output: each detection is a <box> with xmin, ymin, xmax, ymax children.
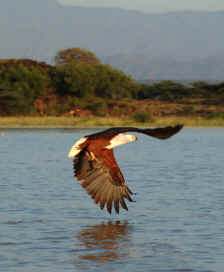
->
<box><xmin>73</xmin><ymin>149</ymin><xmax>133</xmax><ymax>214</ymax></box>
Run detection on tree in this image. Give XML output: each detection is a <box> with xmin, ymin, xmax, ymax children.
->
<box><xmin>54</xmin><ymin>48</ymin><xmax>101</xmax><ymax>66</ymax></box>
<box><xmin>94</xmin><ymin>64</ymin><xmax>135</xmax><ymax>99</ymax></box>
<box><xmin>0</xmin><ymin>84</ymin><xmax>20</xmax><ymax>115</ymax></box>
<box><xmin>53</xmin><ymin>62</ymin><xmax>98</xmax><ymax>97</ymax></box>
<box><xmin>0</xmin><ymin>65</ymin><xmax>51</xmax><ymax>115</ymax></box>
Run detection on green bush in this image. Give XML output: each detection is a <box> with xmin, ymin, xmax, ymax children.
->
<box><xmin>85</xmin><ymin>97</ymin><xmax>108</xmax><ymax>116</ymax></box>
<box><xmin>132</xmin><ymin>112</ymin><xmax>153</xmax><ymax>123</ymax></box>
<box><xmin>0</xmin><ymin>64</ymin><xmax>50</xmax><ymax>115</ymax></box>
<box><xmin>137</xmin><ymin>80</ymin><xmax>192</xmax><ymax>100</ymax></box>
<box><xmin>205</xmin><ymin>112</ymin><xmax>224</xmax><ymax>120</ymax></box>
<box><xmin>53</xmin><ymin>62</ymin><xmax>97</xmax><ymax>97</ymax></box>
<box><xmin>94</xmin><ymin>64</ymin><xmax>134</xmax><ymax>99</ymax></box>
<box><xmin>53</xmin><ymin>62</ymin><xmax>135</xmax><ymax>100</ymax></box>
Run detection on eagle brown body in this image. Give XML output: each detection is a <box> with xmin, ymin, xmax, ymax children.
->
<box><xmin>68</xmin><ymin>125</ymin><xmax>183</xmax><ymax>214</ymax></box>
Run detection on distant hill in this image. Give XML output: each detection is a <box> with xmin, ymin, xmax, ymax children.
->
<box><xmin>102</xmin><ymin>55</ymin><xmax>224</xmax><ymax>80</ymax></box>
<box><xmin>1</xmin><ymin>0</ymin><xmax>224</xmax><ymax>79</ymax></box>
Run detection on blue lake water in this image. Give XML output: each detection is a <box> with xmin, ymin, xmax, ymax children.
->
<box><xmin>0</xmin><ymin>127</ymin><xmax>224</xmax><ymax>272</ymax></box>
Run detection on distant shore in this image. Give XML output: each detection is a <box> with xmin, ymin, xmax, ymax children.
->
<box><xmin>1</xmin><ymin>116</ymin><xmax>224</xmax><ymax>127</ymax></box>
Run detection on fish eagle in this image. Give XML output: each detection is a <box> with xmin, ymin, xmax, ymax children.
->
<box><xmin>68</xmin><ymin>125</ymin><xmax>183</xmax><ymax>214</ymax></box>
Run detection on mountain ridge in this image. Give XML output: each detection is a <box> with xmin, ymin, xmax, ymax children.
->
<box><xmin>1</xmin><ymin>0</ymin><xmax>224</xmax><ymax>79</ymax></box>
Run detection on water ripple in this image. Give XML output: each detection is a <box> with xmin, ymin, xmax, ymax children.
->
<box><xmin>1</xmin><ymin>128</ymin><xmax>224</xmax><ymax>272</ymax></box>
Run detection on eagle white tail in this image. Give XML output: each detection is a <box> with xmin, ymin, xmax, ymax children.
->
<box><xmin>68</xmin><ymin>137</ymin><xmax>87</xmax><ymax>158</ymax></box>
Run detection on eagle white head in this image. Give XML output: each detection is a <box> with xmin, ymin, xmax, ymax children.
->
<box><xmin>106</xmin><ymin>134</ymin><xmax>137</xmax><ymax>149</ymax></box>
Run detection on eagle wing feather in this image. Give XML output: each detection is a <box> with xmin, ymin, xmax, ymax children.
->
<box><xmin>73</xmin><ymin>148</ymin><xmax>133</xmax><ymax>214</ymax></box>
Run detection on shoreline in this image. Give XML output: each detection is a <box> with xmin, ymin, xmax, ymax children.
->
<box><xmin>0</xmin><ymin>116</ymin><xmax>224</xmax><ymax>127</ymax></box>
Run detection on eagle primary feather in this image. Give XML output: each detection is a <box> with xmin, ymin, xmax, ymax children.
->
<box><xmin>69</xmin><ymin>125</ymin><xmax>183</xmax><ymax>214</ymax></box>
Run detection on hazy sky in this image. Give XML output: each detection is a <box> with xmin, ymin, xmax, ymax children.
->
<box><xmin>57</xmin><ymin>0</ymin><xmax>224</xmax><ymax>13</ymax></box>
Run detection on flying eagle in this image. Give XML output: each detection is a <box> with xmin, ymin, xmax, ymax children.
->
<box><xmin>68</xmin><ymin>125</ymin><xmax>183</xmax><ymax>214</ymax></box>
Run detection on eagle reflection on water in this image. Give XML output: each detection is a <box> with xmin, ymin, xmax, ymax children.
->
<box><xmin>76</xmin><ymin>221</ymin><xmax>132</xmax><ymax>262</ymax></box>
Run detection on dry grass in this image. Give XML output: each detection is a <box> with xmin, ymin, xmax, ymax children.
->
<box><xmin>1</xmin><ymin>98</ymin><xmax>224</xmax><ymax>127</ymax></box>
<box><xmin>0</xmin><ymin>116</ymin><xmax>137</xmax><ymax>127</ymax></box>
<box><xmin>154</xmin><ymin>116</ymin><xmax>224</xmax><ymax>127</ymax></box>
<box><xmin>1</xmin><ymin>115</ymin><xmax>224</xmax><ymax>127</ymax></box>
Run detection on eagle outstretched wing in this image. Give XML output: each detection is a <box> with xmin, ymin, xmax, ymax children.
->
<box><xmin>86</xmin><ymin>124</ymin><xmax>183</xmax><ymax>140</ymax></box>
<box><xmin>73</xmin><ymin>148</ymin><xmax>133</xmax><ymax>214</ymax></box>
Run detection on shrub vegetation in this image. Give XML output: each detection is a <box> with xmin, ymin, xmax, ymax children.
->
<box><xmin>1</xmin><ymin>49</ymin><xmax>224</xmax><ymax>119</ymax></box>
